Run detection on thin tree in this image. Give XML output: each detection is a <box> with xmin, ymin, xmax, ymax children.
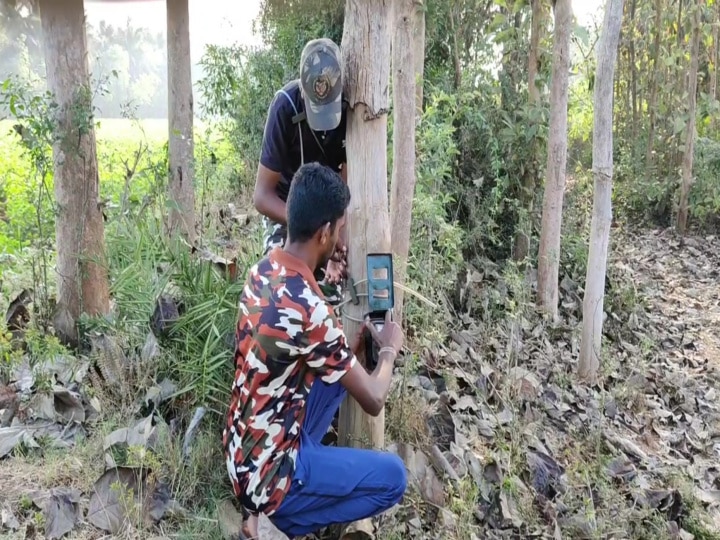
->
<box><xmin>390</xmin><ymin>0</ymin><xmax>418</xmax><ymax>323</ymax></box>
<box><xmin>713</xmin><ymin>23</ymin><xmax>719</xmax><ymax>101</ymax></box>
<box><xmin>38</xmin><ymin>0</ymin><xmax>110</xmax><ymax>346</ymax></box>
<box><xmin>644</xmin><ymin>0</ymin><xmax>664</xmax><ymax>183</ymax></box>
<box><xmin>710</xmin><ymin>1</ymin><xmax>718</xmax><ymax>132</ymax></box>
<box><xmin>513</xmin><ymin>0</ymin><xmax>548</xmax><ymax>262</ymax></box>
<box><xmin>537</xmin><ymin>0</ymin><xmax>573</xmax><ymax>320</ymax></box>
<box><xmin>414</xmin><ymin>0</ymin><xmax>425</xmax><ymax>118</ymax></box>
<box><xmin>677</xmin><ymin>0</ymin><xmax>701</xmax><ymax>234</ymax></box>
<box><xmin>166</xmin><ymin>0</ymin><xmax>196</xmax><ymax>243</ymax></box>
<box><xmin>578</xmin><ymin>0</ymin><xmax>625</xmax><ymax>382</ymax></box>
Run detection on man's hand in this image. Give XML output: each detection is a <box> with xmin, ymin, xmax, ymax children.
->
<box><xmin>365</xmin><ymin>310</ymin><xmax>404</xmax><ymax>354</ymax></box>
<box><xmin>325</xmin><ymin>243</ymin><xmax>347</xmax><ymax>284</ymax></box>
<box><xmin>325</xmin><ymin>258</ymin><xmax>346</xmax><ymax>284</ymax></box>
<box><xmin>330</xmin><ymin>244</ymin><xmax>347</xmax><ymax>263</ymax></box>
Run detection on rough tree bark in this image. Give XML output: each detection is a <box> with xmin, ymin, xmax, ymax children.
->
<box><xmin>390</xmin><ymin>0</ymin><xmax>418</xmax><ymax>324</ymax></box>
<box><xmin>39</xmin><ymin>0</ymin><xmax>110</xmax><ymax>346</ymax></box>
<box><xmin>629</xmin><ymin>0</ymin><xmax>638</xmax><ymax>150</ymax></box>
<box><xmin>338</xmin><ymin>0</ymin><xmax>392</xmax><ymax>451</ymax></box>
<box><xmin>513</xmin><ymin>0</ymin><xmax>548</xmax><ymax>262</ymax></box>
<box><xmin>671</xmin><ymin>0</ymin><xmax>686</xmax><ymax>172</ymax></box>
<box><xmin>166</xmin><ymin>0</ymin><xmax>196</xmax><ymax>243</ymax></box>
<box><xmin>536</xmin><ymin>0</ymin><xmax>572</xmax><ymax>320</ymax></box>
<box><xmin>711</xmin><ymin>3</ymin><xmax>718</xmax><ymax>132</ymax></box>
<box><xmin>578</xmin><ymin>0</ymin><xmax>625</xmax><ymax>382</ymax></box>
<box><xmin>449</xmin><ymin>2</ymin><xmax>462</xmax><ymax>90</ymax></box>
<box><xmin>677</xmin><ymin>0</ymin><xmax>701</xmax><ymax>234</ymax></box>
<box><xmin>414</xmin><ymin>0</ymin><xmax>425</xmax><ymax>118</ymax></box>
<box><xmin>644</xmin><ymin>0</ymin><xmax>663</xmax><ymax>183</ymax></box>
<box><xmin>713</xmin><ymin>22</ymin><xmax>719</xmax><ymax>102</ymax></box>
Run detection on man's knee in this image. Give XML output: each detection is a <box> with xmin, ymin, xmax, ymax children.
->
<box><xmin>378</xmin><ymin>452</ymin><xmax>407</xmax><ymax>506</ymax></box>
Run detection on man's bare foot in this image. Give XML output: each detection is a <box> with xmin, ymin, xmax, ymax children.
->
<box><xmin>242</xmin><ymin>513</ymin><xmax>259</xmax><ymax>539</ymax></box>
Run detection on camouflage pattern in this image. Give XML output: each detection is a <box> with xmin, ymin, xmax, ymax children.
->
<box><xmin>223</xmin><ymin>247</ymin><xmax>357</xmax><ymax>516</ymax></box>
<box><xmin>262</xmin><ymin>217</ymin><xmax>287</xmax><ymax>256</ymax></box>
<box><xmin>262</xmin><ymin>217</ymin><xmax>343</xmax><ymax>305</ymax></box>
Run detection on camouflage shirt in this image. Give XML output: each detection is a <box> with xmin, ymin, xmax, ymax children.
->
<box><xmin>223</xmin><ymin>248</ymin><xmax>357</xmax><ymax>515</ymax></box>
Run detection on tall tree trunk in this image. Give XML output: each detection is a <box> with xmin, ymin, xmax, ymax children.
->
<box><xmin>166</xmin><ymin>0</ymin><xmax>196</xmax><ymax>243</ymax></box>
<box><xmin>578</xmin><ymin>0</ymin><xmax>625</xmax><ymax>383</ymax></box>
<box><xmin>629</xmin><ymin>0</ymin><xmax>638</xmax><ymax>151</ymax></box>
<box><xmin>644</xmin><ymin>0</ymin><xmax>663</xmax><ymax>182</ymax></box>
<box><xmin>711</xmin><ymin>3</ymin><xmax>718</xmax><ymax>132</ymax></box>
<box><xmin>39</xmin><ymin>0</ymin><xmax>110</xmax><ymax>346</ymax></box>
<box><xmin>414</xmin><ymin>0</ymin><xmax>425</xmax><ymax>118</ymax></box>
<box><xmin>614</xmin><ymin>27</ymin><xmax>622</xmax><ymax>132</ymax></box>
<box><xmin>500</xmin><ymin>9</ymin><xmax>524</xmax><ymax>111</ymax></box>
<box><xmin>676</xmin><ymin>0</ymin><xmax>684</xmax><ymax>47</ymax></box>
<box><xmin>677</xmin><ymin>0</ymin><xmax>701</xmax><ymax>234</ymax></box>
<box><xmin>672</xmin><ymin>0</ymin><xmax>686</xmax><ymax>171</ymax></box>
<box><xmin>513</xmin><ymin>0</ymin><xmax>547</xmax><ymax>262</ymax></box>
<box><xmin>449</xmin><ymin>2</ymin><xmax>462</xmax><ymax>89</ymax></box>
<box><xmin>338</xmin><ymin>0</ymin><xmax>392</xmax><ymax>451</ymax></box>
<box><xmin>390</xmin><ymin>0</ymin><xmax>418</xmax><ymax>325</ymax></box>
<box><xmin>537</xmin><ymin>0</ymin><xmax>572</xmax><ymax>320</ymax></box>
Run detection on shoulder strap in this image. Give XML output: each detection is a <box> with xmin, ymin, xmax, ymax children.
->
<box><xmin>276</xmin><ymin>88</ymin><xmax>305</xmax><ymax>165</ymax></box>
<box><xmin>275</xmin><ymin>84</ymin><xmax>348</xmax><ymax>164</ymax></box>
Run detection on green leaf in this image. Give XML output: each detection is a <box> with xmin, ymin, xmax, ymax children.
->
<box><xmin>673</xmin><ymin>117</ymin><xmax>686</xmax><ymax>135</ymax></box>
<box><xmin>574</xmin><ymin>24</ymin><xmax>589</xmax><ymax>46</ymax></box>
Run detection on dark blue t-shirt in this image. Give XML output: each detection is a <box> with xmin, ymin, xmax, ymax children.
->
<box><xmin>259</xmin><ymin>80</ymin><xmax>347</xmax><ymax>202</ymax></box>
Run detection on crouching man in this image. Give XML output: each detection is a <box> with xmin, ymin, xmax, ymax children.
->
<box><xmin>223</xmin><ymin>162</ymin><xmax>407</xmax><ymax>539</ymax></box>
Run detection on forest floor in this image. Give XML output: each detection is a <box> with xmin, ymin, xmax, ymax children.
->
<box><xmin>1</xmin><ymin>226</ymin><xmax>720</xmax><ymax>540</ymax></box>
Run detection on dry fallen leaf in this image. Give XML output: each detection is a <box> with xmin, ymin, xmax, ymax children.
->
<box><xmin>30</xmin><ymin>487</ymin><xmax>81</xmax><ymax>540</ymax></box>
<box><xmin>0</xmin><ymin>426</ymin><xmax>28</xmax><ymax>458</ymax></box>
<box><xmin>389</xmin><ymin>442</ymin><xmax>445</xmax><ymax>507</ymax></box>
<box><xmin>1</xmin><ymin>502</ymin><xmax>20</xmax><ymax>531</ymax></box>
<box><xmin>87</xmin><ymin>467</ymin><xmax>146</xmax><ymax>534</ymax></box>
<box><xmin>104</xmin><ymin>415</ymin><xmax>162</xmax><ymax>457</ymax></box>
<box><xmin>499</xmin><ymin>490</ymin><xmax>523</xmax><ymax>528</ymax></box>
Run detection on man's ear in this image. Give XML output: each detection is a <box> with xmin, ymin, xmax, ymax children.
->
<box><xmin>319</xmin><ymin>222</ymin><xmax>331</xmax><ymax>245</ymax></box>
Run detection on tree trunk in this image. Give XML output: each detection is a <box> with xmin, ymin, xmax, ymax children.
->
<box><xmin>672</xmin><ymin>0</ymin><xmax>686</xmax><ymax>172</ymax></box>
<box><xmin>513</xmin><ymin>0</ymin><xmax>547</xmax><ymax>262</ymax></box>
<box><xmin>414</xmin><ymin>0</ymin><xmax>425</xmax><ymax>118</ymax></box>
<box><xmin>711</xmin><ymin>3</ymin><xmax>718</xmax><ymax>132</ymax></box>
<box><xmin>536</xmin><ymin>0</ymin><xmax>572</xmax><ymax>320</ymax></box>
<box><xmin>644</xmin><ymin>0</ymin><xmax>663</xmax><ymax>183</ymax></box>
<box><xmin>338</xmin><ymin>0</ymin><xmax>392</xmax><ymax>451</ymax></box>
<box><xmin>166</xmin><ymin>0</ymin><xmax>196</xmax><ymax>243</ymax></box>
<box><xmin>39</xmin><ymin>0</ymin><xmax>110</xmax><ymax>346</ymax></box>
<box><xmin>499</xmin><ymin>9</ymin><xmax>524</xmax><ymax>110</ymax></box>
<box><xmin>390</xmin><ymin>0</ymin><xmax>417</xmax><ymax>325</ymax></box>
<box><xmin>629</xmin><ymin>0</ymin><xmax>638</xmax><ymax>152</ymax></box>
<box><xmin>449</xmin><ymin>2</ymin><xmax>462</xmax><ymax>89</ymax></box>
<box><xmin>677</xmin><ymin>0</ymin><xmax>701</xmax><ymax>234</ymax></box>
<box><xmin>578</xmin><ymin>0</ymin><xmax>624</xmax><ymax>383</ymax></box>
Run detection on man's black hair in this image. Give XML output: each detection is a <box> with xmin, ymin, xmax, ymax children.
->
<box><xmin>286</xmin><ymin>162</ymin><xmax>350</xmax><ymax>243</ymax></box>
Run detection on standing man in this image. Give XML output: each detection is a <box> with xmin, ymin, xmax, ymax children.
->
<box><xmin>253</xmin><ymin>37</ymin><xmax>348</xmax><ymax>292</ymax></box>
<box><xmin>225</xmin><ymin>163</ymin><xmax>407</xmax><ymax>539</ymax></box>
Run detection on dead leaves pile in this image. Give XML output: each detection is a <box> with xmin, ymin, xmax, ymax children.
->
<box><xmin>0</xmin><ymin>414</ymin><xmax>184</xmax><ymax>539</ymax></box>
<box><xmin>0</xmin><ymin>291</ymin><xmax>192</xmax><ymax>538</ymax></box>
<box><xmin>381</xmin><ymin>229</ymin><xmax>720</xmax><ymax>539</ymax></box>
<box><xmin>3</xmin><ymin>227</ymin><xmax>720</xmax><ymax>539</ymax></box>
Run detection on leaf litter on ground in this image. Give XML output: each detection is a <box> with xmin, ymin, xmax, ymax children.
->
<box><xmin>381</xmin><ymin>229</ymin><xmax>720</xmax><ymax>539</ymax></box>
<box><xmin>2</xmin><ymin>228</ymin><xmax>720</xmax><ymax>539</ymax></box>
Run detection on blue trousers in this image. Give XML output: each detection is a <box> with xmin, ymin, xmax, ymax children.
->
<box><xmin>270</xmin><ymin>380</ymin><xmax>407</xmax><ymax>537</ymax></box>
